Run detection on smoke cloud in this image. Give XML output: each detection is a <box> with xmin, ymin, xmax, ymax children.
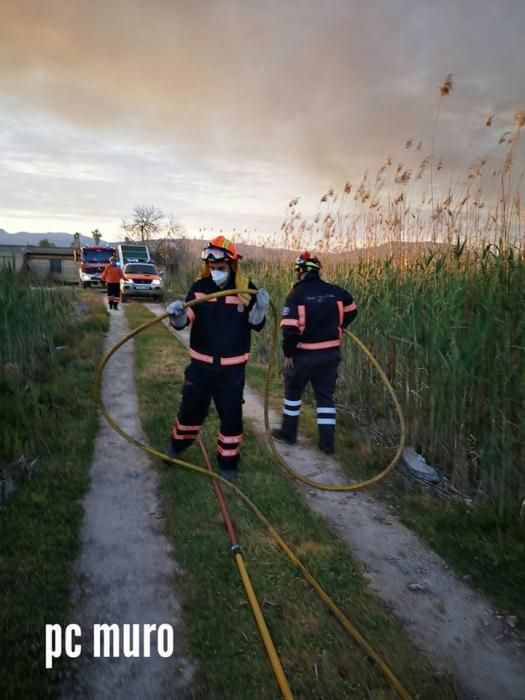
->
<box><xmin>1</xmin><ymin>0</ymin><xmax>524</xmax><ymax>234</ymax></box>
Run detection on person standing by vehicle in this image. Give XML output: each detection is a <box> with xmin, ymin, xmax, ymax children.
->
<box><xmin>100</xmin><ymin>256</ymin><xmax>125</xmax><ymax>310</ymax></box>
<box><xmin>166</xmin><ymin>236</ymin><xmax>269</xmax><ymax>481</ymax></box>
<box><xmin>272</xmin><ymin>252</ymin><xmax>357</xmax><ymax>455</ymax></box>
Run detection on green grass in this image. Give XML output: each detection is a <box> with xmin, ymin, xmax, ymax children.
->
<box><xmin>127</xmin><ymin>302</ymin><xmax>455</xmax><ymax>699</ymax></box>
<box><xmin>0</xmin><ymin>267</ymin><xmax>75</xmax><ymax>379</ymax></box>
<box><xmin>247</xmin><ymin>337</ymin><xmax>525</xmax><ymax>629</ymax></box>
<box><xmin>0</xmin><ymin>291</ymin><xmax>108</xmax><ymax>699</ymax></box>
<box><xmin>244</xmin><ymin>249</ymin><xmax>525</xmax><ymax>515</ymax></box>
<box><xmin>392</xmin><ymin>490</ymin><xmax>525</xmax><ymax>623</ymax></box>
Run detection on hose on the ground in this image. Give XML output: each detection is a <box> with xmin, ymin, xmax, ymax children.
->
<box><xmin>95</xmin><ymin>288</ymin><xmax>411</xmax><ymax>700</ymax></box>
<box><xmin>197</xmin><ymin>437</ymin><xmax>294</xmax><ymax>700</ymax></box>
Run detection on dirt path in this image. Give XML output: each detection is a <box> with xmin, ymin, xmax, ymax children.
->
<box><xmin>242</xmin><ymin>392</ymin><xmax>525</xmax><ymax>700</ymax></box>
<box><xmin>159</xmin><ymin>310</ymin><xmax>525</xmax><ymax>700</ymax></box>
<box><xmin>62</xmin><ymin>309</ymin><xmax>193</xmax><ymax>699</ymax></box>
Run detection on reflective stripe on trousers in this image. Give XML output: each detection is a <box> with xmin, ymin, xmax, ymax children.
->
<box><xmin>172</xmin><ymin>361</ymin><xmax>246</xmax><ymax>468</ymax></box>
<box><xmin>280</xmin><ymin>350</ymin><xmax>340</xmax><ymax>450</ymax></box>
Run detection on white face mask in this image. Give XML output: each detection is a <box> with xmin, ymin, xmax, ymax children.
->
<box><xmin>211</xmin><ymin>269</ymin><xmax>229</xmax><ymax>286</ymax></box>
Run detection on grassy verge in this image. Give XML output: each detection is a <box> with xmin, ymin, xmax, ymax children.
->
<box><xmin>127</xmin><ymin>302</ymin><xmax>454</xmax><ymax>699</ymax></box>
<box><xmin>246</xmin><ymin>352</ymin><xmax>525</xmax><ymax>629</ymax></box>
<box><xmin>0</xmin><ymin>293</ymin><xmax>108</xmax><ymax>699</ymax></box>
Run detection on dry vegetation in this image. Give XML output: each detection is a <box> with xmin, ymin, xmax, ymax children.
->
<box><xmin>230</xmin><ymin>77</ymin><xmax>525</xmax><ymax>258</ymax></box>
<box><xmin>163</xmin><ymin>78</ymin><xmax>525</xmax><ymax>519</ymax></box>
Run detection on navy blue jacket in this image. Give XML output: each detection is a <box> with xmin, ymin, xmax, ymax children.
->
<box><xmin>184</xmin><ymin>276</ymin><xmax>264</xmax><ymax>366</ymax></box>
<box><xmin>280</xmin><ymin>273</ymin><xmax>357</xmax><ymax>357</ymax></box>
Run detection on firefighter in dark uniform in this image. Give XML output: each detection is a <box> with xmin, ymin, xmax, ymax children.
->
<box><xmin>166</xmin><ymin>236</ymin><xmax>269</xmax><ymax>480</ymax></box>
<box><xmin>272</xmin><ymin>252</ymin><xmax>357</xmax><ymax>454</ymax></box>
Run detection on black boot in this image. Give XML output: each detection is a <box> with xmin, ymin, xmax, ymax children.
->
<box><xmin>271</xmin><ymin>428</ymin><xmax>297</xmax><ymax>445</ymax></box>
<box><xmin>219</xmin><ymin>466</ymin><xmax>238</xmax><ymax>482</ymax></box>
<box><xmin>164</xmin><ymin>439</ymin><xmax>183</xmax><ymax>465</ymax></box>
<box><xmin>271</xmin><ymin>411</ymin><xmax>299</xmax><ymax>445</ymax></box>
<box><xmin>217</xmin><ymin>454</ymin><xmax>239</xmax><ymax>481</ymax></box>
<box><xmin>318</xmin><ymin>424</ymin><xmax>335</xmax><ymax>455</ymax></box>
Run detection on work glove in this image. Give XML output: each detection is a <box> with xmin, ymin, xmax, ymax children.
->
<box><xmin>255</xmin><ymin>288</ymin><xmax>270</xmax><ymax>310</ymax></box>
<box><xmin>249</xmin><ymin>288</ymin><xmax>269</xmax><ymax>325</ymax></box>
<box><xmin>167</xmin><ymin>300</ymin><xmax>185</xmax><ymax>316</ymax></box>
<box><xmin>167</xmin><ymin>299</ymin><xmax>187</xmax><ymax>329</ymax></box>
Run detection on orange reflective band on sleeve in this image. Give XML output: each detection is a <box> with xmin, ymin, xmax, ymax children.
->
<box><xmin>344</xmin><ymin>302</ymin><xmax>357</xmax><ymax>312</ymax></box>
<box><xmin>194</xmin><ymin>292</ymin><xmax>217</xmax><ymax>302</ymax></box>
<box><xmin>337</xmin><ymin>300</ymin><xmax>344</xmax><ymax>326</ymax></box>
<box><xmin>225</xmin><ymin>295</ymin><xmax>242</xmax><ymax>304</ymax></box>
<box><xmin>297</xmin><ymin>305</ymin><xmax>306</xmax><ymax>334</ymax></box>
<box><xmin>187</xmin><ymin>307</ymin><xmax>196</xmax><ymax>323</ymax></box>
<box><xmin>280</xmin><ymin>319</ymin><xmax>300</xmax><ymax>328</ymax></box>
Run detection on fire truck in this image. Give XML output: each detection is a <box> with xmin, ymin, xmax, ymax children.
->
<box><xmin>78</xmin><ymin>245</ymin><xmax>116</xmax><ymax>288</ymax></box>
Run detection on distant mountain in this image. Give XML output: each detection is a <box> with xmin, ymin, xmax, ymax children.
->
<box><xmin>0</xmin><ymin>229</ymin><xmax>112</xmax><ymax>247</ymax></box>
<box><xmin>170</xmin><ymin>238</ymin><xmax>448</xmax><ymax>264</ymax></box>
<box><xmin>0</xmin><ymin>229</ymin><xmax>448</xmax><ymax>262</ymax></box>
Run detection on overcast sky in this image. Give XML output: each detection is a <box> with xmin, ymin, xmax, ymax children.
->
<box><xmin>1</xmin><ymin>0</ymin><xmax>524</xmax><ymax>242</ymax></box>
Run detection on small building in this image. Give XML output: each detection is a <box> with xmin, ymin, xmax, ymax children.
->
<box><xmin>22</xmin><ymin>246</ymin><xmax>79</xmax><ymax>284</ymax></box>
<box><xmin>0</xmin><ymin>244</ymin><xmax>25</xmax><ymax>272</ymax></box>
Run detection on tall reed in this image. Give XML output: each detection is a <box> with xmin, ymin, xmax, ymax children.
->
<box><xmin>0</xmin><ymin>267</ymin><xmax>78</xmax><ymax>462</ymax></box>
<box><xmin>257</xmin><ymin>97</ymin><xmax>525</xmax><ymax>256</ymax></box>
<box><xmin>245</xmin><ymin>248</ymin><xmax>524</xmax><ymax>515</ymax></box>
<box><xmin>0</xmin><ymin>266</ymin><xmax>73</xmax><ymax>377</ymax></box>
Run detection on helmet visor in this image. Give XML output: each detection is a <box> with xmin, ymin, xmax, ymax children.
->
<box><xmin>201</xmin><ymin>246</ymin><xmax>228</xmax><ymax>261</ymax></box>
<box><xmin>295</xmin><ymin>257</ymin><xmax>321</xmax><ymax>272</ymax></box>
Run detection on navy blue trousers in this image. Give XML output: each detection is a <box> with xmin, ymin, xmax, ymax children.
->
<box><xmin>281</xmin><ymin>350</ymin><xmax>340</xmax><ymax>451</ymax></box>
<box><xmin>106</xmin><ymin>282</ymin><xmax>121</xmax><ymax>308</ymax></box>
<box><xmin>172</xmin><ymin>361</ymin><xmax>245</xmax><ymax>469</ymax></box>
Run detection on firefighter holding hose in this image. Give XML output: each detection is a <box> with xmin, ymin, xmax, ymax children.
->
<box><xmin>166</xmin><ymin>236</ymin><xmax>269</xmax><ymax>481</ymax></box>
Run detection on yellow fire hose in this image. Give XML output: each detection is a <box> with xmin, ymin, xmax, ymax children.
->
<box><xmin>95</xmin><ymin>288</ymin><xmax>411</xmax><ymax>700</ymax></box>
<box><xmin>198</xmin><ymin>437</ymin><xmax>294</xmax><ymax>700</ymax></box>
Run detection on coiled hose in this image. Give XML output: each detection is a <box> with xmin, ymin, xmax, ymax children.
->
<box><xmin>95</xmin><ymin>288</ymin><xmax>411</xmax><ymax>700</ymax></box>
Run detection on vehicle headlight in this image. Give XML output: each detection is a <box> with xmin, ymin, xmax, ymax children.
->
<box><xmin>152</xmin><ymin>279</ymin><xmax>161</xmax><ymax>286</ymax></box>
